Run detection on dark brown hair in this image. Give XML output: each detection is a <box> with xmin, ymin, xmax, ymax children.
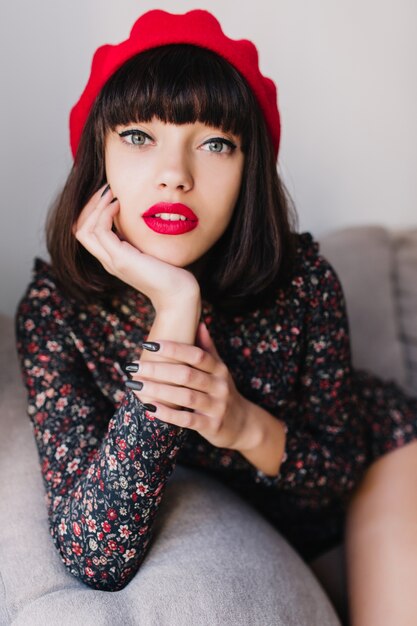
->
<box><xmin>46</xmin><ymin>44</ymin><xmax>299</xmax><ymax>312</ymax></box>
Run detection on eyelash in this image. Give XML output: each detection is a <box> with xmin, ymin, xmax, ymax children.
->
<box><xmin>118</xmin><ymin>130</ymin><xmax>237</xmax><ymax>153</ymax></box>
<box><xmin>204</xmin><ymin>137</ymin><xmax>237</xmax><ymax>153</ymax></box>
<box><xmin>118</xmin><ymin>130</ymin><xmax>153</xmax><ymax>147</ymax></box>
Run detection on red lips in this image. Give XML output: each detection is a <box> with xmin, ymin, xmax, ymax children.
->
<box><xmin>142</xmin><ymin>203</ymin><xmax>199</xmax><ymax>235</ymax></box>
<box><xmin>143</xmin><ymin>202</ymin><xmax>198</xmax><ymax>220</ymax></box>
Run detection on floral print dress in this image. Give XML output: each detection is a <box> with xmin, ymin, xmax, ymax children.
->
<box><xmin>15</xmin><ymin>232</ymin><xmax>417</xmax><ymax>591</ymax></box>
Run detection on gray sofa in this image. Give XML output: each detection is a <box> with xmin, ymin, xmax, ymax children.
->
<box><xmin>1</xmin><ymin>225</ymin><xmax>416</xmax><ymax>626</ymax></box>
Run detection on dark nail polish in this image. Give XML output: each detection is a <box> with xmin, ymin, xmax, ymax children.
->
<box><xmin>143</xmin><ymin>403</ymin><xmax>157</xmax><ymax>413</ymax></box>
<box><xmin>123</xmin><ymin>362</ymin><xmax>139</xmax><ymax>374</ymax></box>
<box><xmin>110</xmin><ymin>197</ymin><xmax>118</xmax><ymax>204</ymax></box>
<box><xmin>101</xmin><ymin>184</ymin><xmax>110</xmax><ymax>197</ymax></box>
<box><xmin>141</xmin><ymin>341</ymin><xmax>160</xmax><ymax>352</ymax></box>
<box><xmin>125</xmin><ymin>380</ymin><xmax>143</xmax><ymax>391</ymax></box>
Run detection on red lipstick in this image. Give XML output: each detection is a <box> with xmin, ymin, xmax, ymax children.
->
<box><xmin>142</xmin><ymin>203</ymin><xmax>199</xmax><ymax>235</ymax></box>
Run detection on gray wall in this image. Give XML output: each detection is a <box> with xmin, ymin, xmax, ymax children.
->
<box><xmin>1</xmin><ymin>0</ymin><xmax>416</xmax><ymax>316</ymax></box>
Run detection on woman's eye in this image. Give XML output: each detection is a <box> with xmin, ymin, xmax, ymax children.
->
<box><xmin>202</xmin><ymin>138</ymin><xmax>236</xmax><ymax>153</ymax></box>
<box><xmin>118</xmin><ymin>130</ymin><xmax>152</xmax><ymax>146</ymax></box>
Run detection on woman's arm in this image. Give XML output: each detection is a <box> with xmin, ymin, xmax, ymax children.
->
<box><xmin>15</xmin><ymin>284</ymin><xmax>188</xmax><ymax>592</ymax></box>
<box><xmin>241</xmin><ymin>254</ymin><xmax>367</xmax><ymax>504</ymax></box>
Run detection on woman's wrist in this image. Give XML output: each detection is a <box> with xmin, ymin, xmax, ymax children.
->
<box><xmin>151</xmin><ymin>279</ymin><xmax>201</xmax><ymax>316</ymax></box>
<box><xmin>141</xmin><ymin>292</ymin><xmax>202</xmax><ymax>360</ymax></box>
<box><xmin>138</xmin><ymin>293</ymin><xmax>202</xmax><ymax>408</ymax></box>
<box><xmin>155</xmin><ymin>290</ymin><xmax>201</xmax><ymax>321</ymax></box>
<box><xmin>154</xmin><ymin>292</ymin><xmax>202</xmax><ymax>339</ymax></box>
<box><xmin>233</xmin><ymin>400</ymin><xmax>287</xmax><ymax>477</ymax></box>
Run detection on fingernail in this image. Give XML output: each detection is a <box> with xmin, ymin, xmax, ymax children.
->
<box><xmin>101</xmin><ymin>184</ymin><xmax>110</xmax><ymax>197</ymax></box>
<box><xmin>125</xmin><ymin>380</ymin><xmax>143</xmax><ymax>391</ymax></box>
<box><xmin>141</xmin><ymin>341</ymin><xmax>160</xmax><ymax>352</ymax></box>
<box><xmin>123</xmin><ymin>362</ymin><xmax>139</xmax><ymax>374</ymax></box>
<box><xmin>143</xmin><ymin>403</ymin><xmax>157</xmax><ymax>413</ymax></box>
<box><xmin>142</xmin><ymin>341</ymin><xmax>161</xmax><ymax>352</ymax></box>
<box><xmin>110</xmin><ymin>197</ymin><xmax>118</xmax><ymax>204</ymax></box>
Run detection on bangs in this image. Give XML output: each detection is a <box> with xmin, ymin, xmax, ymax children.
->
<box><xmin>95</xmin><ymin>44</ymin><xmax>254</xmax><ymax>142</ymax></box>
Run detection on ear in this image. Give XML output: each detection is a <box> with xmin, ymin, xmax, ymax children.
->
<box><xmin>196</xmin><ymin>322</ymin><xmax>220</xmax><ymax>359</ymax></box>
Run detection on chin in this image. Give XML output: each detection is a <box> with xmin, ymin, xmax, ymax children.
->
<box><xmin>147</xmin><ymin>249</ymin><xmax>198</xmax><ymax>268</ymax></box>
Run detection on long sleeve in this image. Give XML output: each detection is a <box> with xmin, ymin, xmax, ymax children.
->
<box><xmin>250</xmin><ymin>251</ymin><xmax>368</xmax><ymax>505</ymax></box>
<box><xmin>15</xmin><ymin>279</ymin><xmax>186</xmax><ymax>591</ymax></box>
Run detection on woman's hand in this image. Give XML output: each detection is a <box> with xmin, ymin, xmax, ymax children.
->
<box><xmin>73</xmin><ymin>184</ymin><xmax>200</xmax><ymax>311</ymax></box>
<box><xmin>125</xmin><ymin>322</ymin><xmax>252</xmax><ymax>450</ymax></box>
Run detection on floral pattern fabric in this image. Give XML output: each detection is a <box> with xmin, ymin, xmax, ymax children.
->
<box><xmin>15</xmin><ymin>231</ymin><xmax>417</xmax><ymax>590</ymax></box>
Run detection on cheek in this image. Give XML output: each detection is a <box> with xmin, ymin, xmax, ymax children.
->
<box><xmin>216</xmin><ymin>167</ymin><xmax>243</xmax><ymax>218</ymax></box>
<box><xmin>113</xmin><ymin>203</ymin><xmax>141</xmax><ymax>241</ymax></box>
<box><xmin>229</xmin><ymin>160</ymin><xmax>244</xmax><ymax>197</ymax></box>
<box><xmin>105</xmin><ymin>152</ymin><xmax>150</xmax><ymax>199</ymax></box>
<box><xmin>201</xmin><ymin>157</ymin><xmax>242</xmax><ymax>195</ymax></box>
<box><xmin>106</xmin><ymin>172</ymin><xmax>135</xmax><ymax>200</ymax></box>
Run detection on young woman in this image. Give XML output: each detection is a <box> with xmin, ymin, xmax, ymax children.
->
<box><xmin>15</xmin><ymin>9</ymin><xmax>417</xmax><ymax>624</ymax></box>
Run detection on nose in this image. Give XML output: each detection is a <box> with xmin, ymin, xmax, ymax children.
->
<box><xmin>155</xmin><ymin>147</ymin><xmax>194</xmax><ymax>192</ymax></box>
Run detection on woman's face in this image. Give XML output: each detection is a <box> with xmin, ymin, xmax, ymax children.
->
<box><xmin>104</xmin><ymin>117</ymin><xmax>245</xmax><ymax>268</ymax></box>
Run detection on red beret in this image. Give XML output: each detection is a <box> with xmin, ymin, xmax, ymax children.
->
<box><xmin>69</xmin><ymin>9</ymin><xmax>281</xmax><ymax>160</ymax></box>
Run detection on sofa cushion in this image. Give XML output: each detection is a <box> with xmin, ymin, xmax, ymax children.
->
<box><xmin>319</xmin><ymin>225</ymin><xmax>408</xmax><ymax>389</ymax></box>
<box><xmin>393</xmin><ymin>229</ymin><xmax>417</xmax><ymax>397</ymax></box>
<box><xmin>0</xmin><ymin>313</ymin><xmax>341</xmax><ymax>626</ymax></box>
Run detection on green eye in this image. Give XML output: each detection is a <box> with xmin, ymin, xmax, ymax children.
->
<box><xmin>202</xmin><ymin>137</ymin><xmax>236</xmax><ymax>153</ymax></box>
<box><xmin>118</xmin><ymin>130</ymin><xmax>151</xmax><ymax>146</ymax></box>
<box><xmin>208</xmin><ymin>141</ymin><xmax>224</xmax><ymax>152</ymax></box>
<box><xmin>131</xmin><ymin>133</ymin><xmax>146</xmax><ymax>145</ymax></box>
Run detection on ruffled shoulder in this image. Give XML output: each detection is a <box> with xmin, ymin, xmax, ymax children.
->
<box><xmin>288</xmin><ymin>231</ymin><xmax>321</xmax><ymax>283</ymax></box>
<box><xmin>290</xmin><ymin>231</ymin><xmax>347</xmax><ymax>313</ymax></box>
<box><xmin>32</xmin><ymin>257</ymin><xmax>56</xmax><ymax>285</ymax></box>
<box><xmin>294</xmin><ymin>231</ymin><xmax>320</xmax><ymax>257</ymax></box>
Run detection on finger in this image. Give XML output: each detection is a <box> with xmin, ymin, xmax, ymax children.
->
<box><xmin>93</xmin><ymin>204</ymin><xmax>143</xmax><ymax>270</ymax></box>
<box><xmin>137</xmin><ymin>400</ymin><xmax>211</xmax><ymax>432</ymax></box>
<box><xmin>76</xmin><ymin>200</ymin><xmax>121</xmax><ymax>264</ymax></box>
<box><xmin>74</xmin><ymin>222</ymin><xmax>114</xmax><ymax>268</ymax></box>
<box><xmin>91</xmin><ymin>200</ymin><xmax>122</xmax><ymax>248</ymax></box>
<box><xmin>126</xmin><ymin>360</ymin><xmax>224</xmax><ymax>395</ymax></box>
<box><xmin>127</xmin><ymin>378</ymin><xmax>222</xmax><ymax>416</ymax></box>
<box><xmin>143</xmin><ymin>340</ymin><xmax>225</xmax><ymax>376</ymax></box>
<box><xmin>196</xmin><ymin>322</ymin><xmax>221</xmax><ymax>359</ymax></box>
<box><xmin>94</xmin><ymin>197</ymin><xmax>120</xmax><ymax>232</ymax></box>
<box><xmin>79</xmin><ymin>195</ymin><xmax>118</xmax><ymax>237</ymax></box>
<box><xmin>73</xmin><ymin>183</ymin><xmax>112</xmax><ymax>234</ymax></box>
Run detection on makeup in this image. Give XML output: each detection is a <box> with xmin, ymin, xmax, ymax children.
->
<box><xmin>125</xmin><ymin>380</ymin><xmax>144</xmax><ymax>391</ymax></box>
<box><xmin>124</xmin><ymin>362</ymin><xmax>139</xmax><ymax>373</ymax></box>
<box><xmin>101</xmin><ymin>184</ymin><xmax>111</xmax><ymax>197</ymax></box>
<box><xmin>142</xmin><ymin>203</ymin><xmax>198</xmax><ymax>235</ymax></box>
<box><xmin>141</xmin><ymin>342</ymin><xmax>160</xmax><ymax>352</ymax></box>
<box><xmin>143</xmin><ymin>403</ymin><xmax>157</xmax><ymax>412</ymax></box>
